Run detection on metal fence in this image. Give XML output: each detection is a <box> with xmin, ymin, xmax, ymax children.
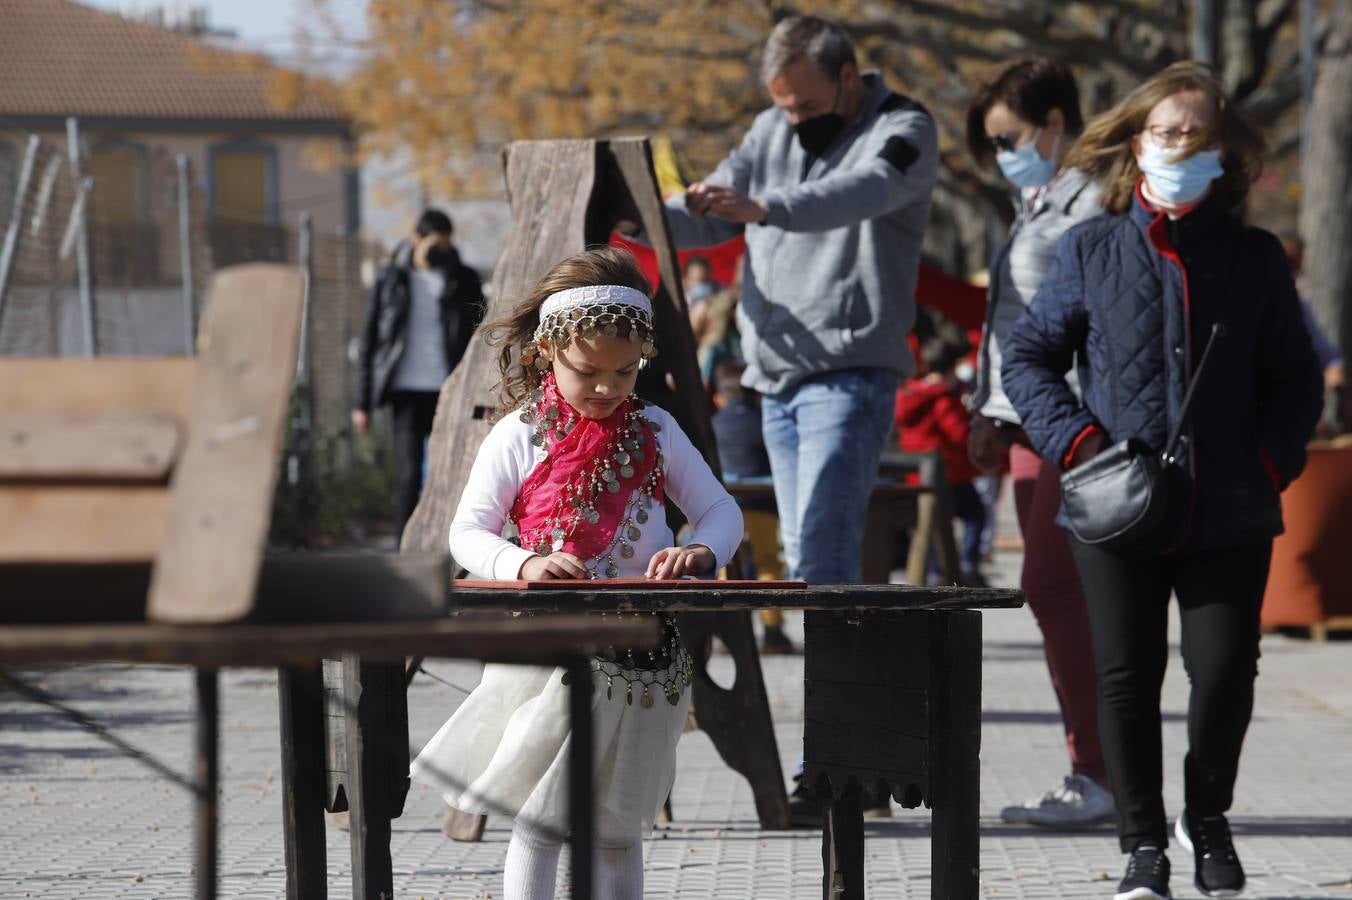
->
<box><xmin>0</xmin><ymin>122</ymin><xmax>392</xmax><ymax>543</ymax></box>
<box><xmin>0</xmin><ymin>122</ymin><xmax>381</xmax><ymax>454</ymax></box>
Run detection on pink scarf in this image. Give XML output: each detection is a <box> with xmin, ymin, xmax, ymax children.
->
<box><xmin>511</xmin><ymin>374</ymin><xmax>665</xmax><ymax>563</ymax></box>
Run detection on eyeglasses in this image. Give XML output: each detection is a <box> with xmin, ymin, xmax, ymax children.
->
<box><xmin>1142</xmin><ymin>125</ymin><xmax>1213</xmax><ymax>150</ymax></box>
<box><xmin>988</xmin><ymin>133</ymin><xmax>1020</xmax><ymax>153</ymax></box>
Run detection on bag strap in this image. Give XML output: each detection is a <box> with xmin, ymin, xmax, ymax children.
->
<box><xmin>1163</xmin><ymin>322</ymin><xmax>1226</xmax><ymax>463</ymax></box>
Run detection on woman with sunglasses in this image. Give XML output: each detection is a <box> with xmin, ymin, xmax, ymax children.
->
<box><xmin>965</xmin><ymin>56</ymin><xmax>1114</xmax><ymax>831</ymax></box>
<box><xmin>1003</xmin><ymin>62</ymin><xmax>1322</xmax><ymax>900</ymax></box>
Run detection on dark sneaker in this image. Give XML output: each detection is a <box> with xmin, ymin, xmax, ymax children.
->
<box><xmin>788</xmin><ymin>783</ymin><xmax>890</xmax><ymax>826</ymax></box>
<box><xmin>788</xmin><ymin>782</ymin><xmax>824</xmax><ymax>827</ymax></box>
<box><xmin>1176</xmin><ymin>811</ymin><xmax>1245</xmax><ymax>897</ymax></box>
<box><xmin>1115</xmin><ymin>843</ymin><xmax>1171</xmax><ymax>900</ymax></box>
<box><xmin>760</xmin><ymin>626</ymin><xmax>796</xmax><ymax>655</ymax></box>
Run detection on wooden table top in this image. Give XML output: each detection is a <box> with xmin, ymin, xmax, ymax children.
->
<box><xmin>0</xmin><ymin>615</ymin><xmax>658</xmax><ymax>668</ymax></box>
<box><xmin>450</xmin><ymin>582</ymin><xmax>1024</xmax><ymax>614</ymax></box>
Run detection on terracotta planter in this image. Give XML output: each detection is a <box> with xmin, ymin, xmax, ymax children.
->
<box><xmin>1262</xmin><ymin>436</ymin><xmax>1352</xmax><ymax>632</ymax></box>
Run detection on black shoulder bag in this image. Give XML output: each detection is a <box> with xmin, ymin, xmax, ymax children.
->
<box><xmin>1060</xmin><ymin>322</ymin><xmax>1225</xmax><ymax>549</ymax></box>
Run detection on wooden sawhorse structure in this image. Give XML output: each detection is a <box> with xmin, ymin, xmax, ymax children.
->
<box><xmin>451</xmin><ymin>582</ymin><xmax>1022</xmax><ymax>900</ymax></box>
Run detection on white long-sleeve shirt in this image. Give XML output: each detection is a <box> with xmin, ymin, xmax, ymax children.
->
<box><xmin>449</xmin><ymin>404</ymin><xmax>743</xmax><ymax>580</ymax></box>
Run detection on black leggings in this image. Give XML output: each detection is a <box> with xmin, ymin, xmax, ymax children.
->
<box><xmin>1069</xmin><ymin>538</ymin><xmax>1272</xmax><ymax>852</ymax></box>
<box><xmin>390</xmin><ymin>391</ymin><xmax>440</xmax><ymax>544</ymax></box>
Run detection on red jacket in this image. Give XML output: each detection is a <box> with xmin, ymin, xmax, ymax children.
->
<box><xmin>895</xmin><ymin>379</ymin><xmax>980</xmax><ymax>485</ymax></box>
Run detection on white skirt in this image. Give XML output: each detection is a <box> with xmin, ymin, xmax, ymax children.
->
<box><xmin>411</xmin><ymin>655</ymin><xmax>690</xmax><ymax>843</ymax></box>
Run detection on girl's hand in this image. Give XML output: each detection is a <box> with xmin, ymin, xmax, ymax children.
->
<box><xmin>519</xmin><ymin>552</ymin><xmax>587</xmax><ymax>581</ymax></box>
<box><xmin>646</xmin><ymin>544</ymin><xmax>715</xmax><ymax>580</ymax></box>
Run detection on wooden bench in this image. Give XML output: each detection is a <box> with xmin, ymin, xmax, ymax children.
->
<box><xmin>0</xmin><ymin>264</ymin><xmax>656</xmax><ymax>899</ymax></box>
<box><xmin>451</xmin><ymin>582</ymin><xmax>1023</xmax><ymax>900</ymax></box>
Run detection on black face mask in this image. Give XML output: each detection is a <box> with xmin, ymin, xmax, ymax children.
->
<box><xmin>794</xmin><ymin>113</ymin><xmax>846</xmax><ymax>156</ymax></box>
<box><xmin>424</xmin><ymin>245</ymin><xmax>455</xmax><ymax>268</ymax></box>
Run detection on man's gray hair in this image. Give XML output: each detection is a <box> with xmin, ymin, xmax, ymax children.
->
<box><xmin>760</xmin><ymin>15</ymin><xmax>857</xmax><ymax>84</ymax></box>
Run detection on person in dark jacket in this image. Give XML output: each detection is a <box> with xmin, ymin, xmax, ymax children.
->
<box><xmin>353</xmin><ymin>209</ymin><xmax>484</xmax><ymax>542</ymax></box>
<box><xmin>964</xmin><ymin>54</ymin><xmax>1113</xmax><ymax>831</ymax></box>
<box><xmin>1002</xmin><ymin>62</ymin><xmax>1322</xmax><ymax>900</ymax></box>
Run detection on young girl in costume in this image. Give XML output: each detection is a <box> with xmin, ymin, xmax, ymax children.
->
<box><xmin>411</xmin><ymin>247</ymin><xmax>743</xmax><ymax>900</ymax></box>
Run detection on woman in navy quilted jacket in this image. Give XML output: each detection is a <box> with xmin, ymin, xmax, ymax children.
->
<box><xmin>1002</xmin><ymin>62</ymin><xmax>1322</xmax><ymax>900</ymax></box>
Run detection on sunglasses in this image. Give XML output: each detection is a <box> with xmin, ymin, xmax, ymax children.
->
<box><xmin>988</xmin><ymin>133</ymin><xmax>1020</xmax><ymax>154</ymax></box>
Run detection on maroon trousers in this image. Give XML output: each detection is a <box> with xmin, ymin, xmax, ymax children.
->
<box><xmin>1010</xmin><ymin>442</ymin><xmax>1107</xmax><ymax>781</ymax></box>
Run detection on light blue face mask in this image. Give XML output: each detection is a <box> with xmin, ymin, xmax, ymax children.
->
<box><xmin>996</xmin><ymin>128</ymin><xmax>1056</xmax><ymax>189</ymax></box>
<box><xmin>1137</xmin><ymin>143</ymin><xmax>1223</xmax><ymax>206</ymax></box>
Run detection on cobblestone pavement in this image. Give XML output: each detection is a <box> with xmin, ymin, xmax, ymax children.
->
<box><xmin>3</xmin><ymin>550</ymin><xmax>1350</xmax><ymax>899</ymax></box>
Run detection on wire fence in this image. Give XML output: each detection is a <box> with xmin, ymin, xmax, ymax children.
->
<box><xmin>0</xmin><ymin>122</ymin><xmax>392</xmax><ymax>544</ymax></box>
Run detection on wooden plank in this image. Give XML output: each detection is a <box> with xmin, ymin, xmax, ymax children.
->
<box><xmin>278</xmin><ymin>665</ymin><xmax>328</xmax><ymax>899</ymax></box>
<box><xmin>0</xmin><ymin>615</ymin><xmax>659</xmax><ymax>667</ymax></box>
<box><xmin>606</xmin><ymin>138</ymin><xmax>720</xmax><ymax>482</ymax></box>
<box><xmin>194</xmin><ymin>669</ymin><xmax>220</xmax><ymax>900</ymax></box>
<box><xmin>344</xmin><ymin>655</ymin><xmax>394</xmax><ymax>900</ymax></box>
<box><xmin>0</xmin><ymin>553</ymin><xmax>450</xmax><ymax>623</ymax></box>
<box><xmin>802</xmin><ymin>717</ymin><xmax>930</xmax><ymax>775</ymax></box>
<box><xmin>929</xmin><ymin>610</ymin><xmax>982</xmax><ymax>900</ymax></box>
<box><xmin>401</xmin><ymin>140</ymin><xmax>598</xmax><ymax>555</ymax></box>
<box><xmin>822</xmin><ymin>785</ymin><xmax>865</xmax><ymax>900</ymax></box>
<box><xmin>323</xmin><ymin>658</ymin><xmax>349</xmax><ymax>813</ymax></box>
<box><xmin>149</xmin><ymin>264</ymin><xmax>306</xmax><ymax>624</ymax></box>
<box><xmin>450</xmin><ymin>583</ymin><xmax>1024</xmax><ymax>614</ymax></box>
<box><xmin>805</xmin><ymin>681</ymin><xmax>928</xmax><ymax>742</ymax></box>
<box><xmin>256</xmin><ymin>553</ymin><xmax>450</xmax><ymax>623</ymax></box>
<box><xmin>0</xmin><ymin>563</ymin><xmax>150</xmax><ymax>622</ymax></box>
<box><xmin>0</xmin><ymin>411</ymin><xmax>180</xmax><ymax>482</ymax></box>
<box><xmin>803</xmin><ymin>613</ymin><xmax>932</xmax><ymax>688</ymax></box>
<box><xmin>0</xmin><ymin>358</ymin><xmax>195</xmax><ymax>417</ymax></box>
<box><xmin>0</xmin><ymin>485</ymin><xmax>167</xmax><ymax>564</ymax></box>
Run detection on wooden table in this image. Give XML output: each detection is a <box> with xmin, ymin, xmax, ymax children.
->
<box><xmin>0</xmin><ymin>614</ymin><xmax>658</xmax><ymax>900</ymax></box>
<box><xmin>452</xmin><ymin>582</ymin><xmax>1023</xmax><ymax>900</ymax></box>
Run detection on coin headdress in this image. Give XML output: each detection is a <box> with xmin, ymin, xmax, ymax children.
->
<box><xmin>520</xmin><ymin>284</ymin><xmax>658</xmax><ymax>372</ymax></box>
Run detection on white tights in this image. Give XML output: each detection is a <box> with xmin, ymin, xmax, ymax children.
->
<box><xmin>503</xmin><ymin>823</ymin><xmax>644</xmax><ymax>900</ymax></box>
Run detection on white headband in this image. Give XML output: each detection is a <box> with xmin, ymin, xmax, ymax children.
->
<box><xmin>538</xmin><ymin>284</ymin><xmax>652</xmax><ymax>320</ymax></box>
<box><xmin>531</xmin><ymin>284</ymin><xmax>657</xmax><ymax>360</ymax></box>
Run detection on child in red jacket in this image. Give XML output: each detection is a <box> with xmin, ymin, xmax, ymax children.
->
<box><xmin>895</xmin><ymin>336</ymin><xmax>987</xmax><ymax>585</ymax></box>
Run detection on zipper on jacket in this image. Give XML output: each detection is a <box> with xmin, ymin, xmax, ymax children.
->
<box><xmin>1145</xmin><ymin>211</ymin><xmax>1197</xmax><ymax>553</ymax></box>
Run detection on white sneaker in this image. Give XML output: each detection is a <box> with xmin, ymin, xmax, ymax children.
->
<box><xmin>1000</xmin><ymin>774</ymin><xmax>1116</xmax><ymax>829</ymax></box>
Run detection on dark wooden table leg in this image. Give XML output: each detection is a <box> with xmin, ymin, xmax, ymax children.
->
<box><xmin>195</xmin><ymin>668</ymin><xmax>219</xmax><ymax>900</ymax></box>
<box><xmin>344</xmin><ymin>655</ymin><xmax>394</xmax><ymax>900</ymax></box>
<box><xmin>279</xmin><ymin>664</ymin><xmax>328</xmax><ymax>899</ymax></box>
<box><xmin>567</xmin><ymin>659</ymin><xmax>594</xmax><ymax>900</ymax></box>
<box><xmin>821</xmin><ymin>783</ymin><xmax>864</xmax><ymax>900</ymax></box>
<box><xmin>930</xmin><ymin>611</ymin><xmax>982</xmax><ymax>900</ymax></box>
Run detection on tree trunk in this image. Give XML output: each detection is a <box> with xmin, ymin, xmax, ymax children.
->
<box><xmin>1299</xmin><ymin>0</ymin><xmax>1352</xmax><ymax>366</ymax></box>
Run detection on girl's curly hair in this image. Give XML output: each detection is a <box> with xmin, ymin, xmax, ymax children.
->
<box><xmin>482</xmin><ymin>246</ymin><xmax>655</xmax><ymax>415</ymax></box>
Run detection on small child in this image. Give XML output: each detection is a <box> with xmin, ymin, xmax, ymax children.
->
<box><xmin>895</xmin><ymin>335</ymin><xmax>987</xmax><ymax>585</ymax></box>
<box><xmin>411</xmin><ymin>247</ymin><xmax>743</xmax><ymax>900</ymax></box>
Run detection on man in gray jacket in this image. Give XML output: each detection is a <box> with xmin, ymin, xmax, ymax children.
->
<box><xmin>661</xmin><ymin>14</ymin><xmax>938</xmax><ymax>823</ymax></box>
<box><xmin>666</xmin><ymin>14</ymin><xmax>937</xmax><ymax>583</ymax></box>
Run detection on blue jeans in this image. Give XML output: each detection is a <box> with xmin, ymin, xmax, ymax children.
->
<box><xmin>761</xmin><ymin>368</ymin><xmax>899</xmax><ymax>584</ymax></box>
